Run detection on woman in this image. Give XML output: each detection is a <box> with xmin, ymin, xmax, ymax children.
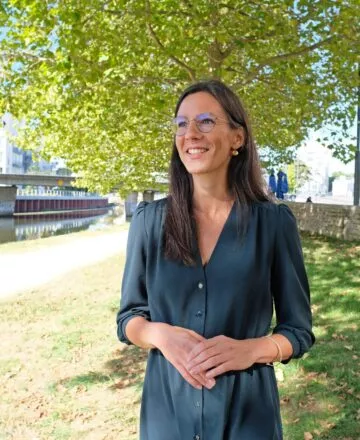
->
<box><xmin>116</xmin><ymin>80</ymin><xmax>315</xmax><ymax>440</ymax></box>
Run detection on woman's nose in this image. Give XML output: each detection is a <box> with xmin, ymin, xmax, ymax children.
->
<box><xmin>184</xmin><ymin>120</ymin><xmax>202</xmax><ymax>138</ymax></box>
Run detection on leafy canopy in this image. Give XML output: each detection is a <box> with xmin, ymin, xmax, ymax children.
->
<box><xmin>0</xmin><ymin>0</ymin><xmax>359</xmax><ymax>194</ymax></box>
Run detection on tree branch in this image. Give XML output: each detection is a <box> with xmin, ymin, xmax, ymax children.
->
<box><xmin>145</xmin><ymin>0</ymin><xmax>196</xmax><ymax>81</ymax></box>
<box><xmin>67</xmin><ymin>52</ymin><xmax>181</xmax><ymax>89</ymax></box>
<box><xmin>218</xmin><ymin>3</ymin><xmax>250</xmax><ymax>18</ymax></box>
<box><xmin>1</xmin><ymin>49</ymin><xmax>52</xmax><ymax>63</ymax></box>
<box><xmin>240</xmin><ymin>36</ymin><xmax>334</xmax><ymax>85</ymax></box>
<box><xmin>122</xmin><ymin>76</ymin><xmax>180</xmax><ymax>86</ymax></box>
<box><xmin>226</xmin><ymin>29</ymin><xmax>278</xmax><ymax>44</ymax></box>
<box><xmin>103</xmin><ymin>7</ymin><xmax>193</xmax><ymax>19</ymax></box>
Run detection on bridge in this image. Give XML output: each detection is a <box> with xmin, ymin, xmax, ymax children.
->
<box><xmin>0</xmin><ymin>173</ymin><xmax>75</xmax><ymax>187</ymax></box>
<box><xmin>0</xmin><ymin>173</ymin><xmax>108</xmax><ymax>217</ymax></box>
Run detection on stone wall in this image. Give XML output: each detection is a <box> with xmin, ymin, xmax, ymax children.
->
<box><xmin>0</xmin><ymin>186</ymin><xmax>17</xmax><ymax>217</ymax></box>
<box><xmin>286</xmin><ymin>202</ymin><xmax>360</xmax><ymax>241</ymax></box>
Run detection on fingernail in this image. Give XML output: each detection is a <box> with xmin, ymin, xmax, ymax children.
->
<box><xmin>207</xmin><ymin>379</ymin><xmax>215</xmax><ymax>389</ymax></box>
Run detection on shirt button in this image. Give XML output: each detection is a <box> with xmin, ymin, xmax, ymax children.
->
<box><xmin>193</xmin><ymin>435</ymin><xmax>200</xmax><ymax>440</ymax></box>
<box><xmin>195</xmin><ymin>311</ymin><xmax>203</xmax><ymax>317</ymax></box>
<box><xmin>198</xmin><ymin>282</ymin><xmax>204</xmax><ymax>289</ymax></box>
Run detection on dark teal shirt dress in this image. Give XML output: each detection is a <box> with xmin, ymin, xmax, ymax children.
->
<box><xmin>116</xmin><ymin>198</ymin><xmax>315</xmax><ymax>440</ymax></box>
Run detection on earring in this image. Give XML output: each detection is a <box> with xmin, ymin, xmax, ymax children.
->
<box><xmin>232</xmin><ymin>149</ymin><xmax>239</xmax><ymax>156</ymax></box>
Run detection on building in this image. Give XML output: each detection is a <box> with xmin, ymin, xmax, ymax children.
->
<box><xmin>0</xmin><ymin>113</ymin><xmax>66</xmax><ymax>175</ymax></box>
<box><xmin>295</xmin><ymin>143</ymin><xmax>331</xmax><ymax>196</ymax></box>
<box><xmin>295</xmin><ymin>141</ymin><xmax>354</xmax><ymax>203</ymax></box>
<box><xmin>0</xmin><ymin>113</ymin><xmax>29</xmax><ymax>174</ymax></box>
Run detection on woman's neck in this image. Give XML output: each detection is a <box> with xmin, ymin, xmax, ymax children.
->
<box><xmin>191</xmin><ymin>180</ymin><xmax>234</xmax><ymax>216</ymax></box>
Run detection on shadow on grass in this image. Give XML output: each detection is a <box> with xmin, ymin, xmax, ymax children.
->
<box><xmin>107</xmin><ymin>346</ymin><xmax>148</xmax><ymax>392</ymax></box>
<box><xmin>280</xmin><ymin>233</ymin><xmax>360</xmax><ymax>439</ymax></box>
<box><xmin>55</xmin><ymin>345</ymin><xmax>147</xmax><ymax>392</ymax></box>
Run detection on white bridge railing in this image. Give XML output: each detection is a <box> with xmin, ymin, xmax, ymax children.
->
<box><xmin>17</xmin><ymin>188</ymin><xmax>100</xmax><ymax>198</ymax></box>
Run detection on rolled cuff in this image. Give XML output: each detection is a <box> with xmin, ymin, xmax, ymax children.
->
<box><xmin>117</xmin><ymin>310</ymin><xmax>151</xmax><ymax>345</ymax></box>
<box><xmin>273</xmin><ymin>325</ymin><xmax>315</xmax><ymax>364</ymax></box>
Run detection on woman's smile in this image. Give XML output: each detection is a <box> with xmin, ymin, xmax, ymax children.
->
<box><xmin>186</xmin><ymin>146</ymin><xmax>210</xmax><ymax>158</ymax></box>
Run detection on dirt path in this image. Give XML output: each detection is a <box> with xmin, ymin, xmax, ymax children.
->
<box><xmin>0</xmin><ymin>230</ymin><xmax>129</xmax><ymax>299</ymax></box>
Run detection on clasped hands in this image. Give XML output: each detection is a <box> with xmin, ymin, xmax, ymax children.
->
<box><xmin>156</xmin><ymin>325</ymin><xmax>257</xmax><ymax>391</ymax></box>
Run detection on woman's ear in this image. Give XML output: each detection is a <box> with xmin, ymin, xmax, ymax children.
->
<box><xmin>233</xmin><ymin>126</ymin><xmax>245</xmax><ymax>149</ymax></box>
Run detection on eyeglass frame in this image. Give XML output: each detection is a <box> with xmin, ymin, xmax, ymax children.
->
<box><xmin>171</xmin><ymin>112</ymin><xmax>236</xmax><ymax>136</ymax></box>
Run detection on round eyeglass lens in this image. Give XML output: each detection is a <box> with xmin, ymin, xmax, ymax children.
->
<box><xmin>197</xmin><ymin>117</ymin><xmax>216</xmax><ymax>133</ymax></box>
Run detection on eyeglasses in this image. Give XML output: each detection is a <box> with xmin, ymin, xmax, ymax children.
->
<box><xmin>172</xmin><ymin>112</ymin><xmax>231</xmax><ymax>136</ymax></box>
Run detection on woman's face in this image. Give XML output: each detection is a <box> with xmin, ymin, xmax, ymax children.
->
<box><xmin>175</xmin><ymin>92</ymin><xmax>243</xmax><ymax>178</ymax></box>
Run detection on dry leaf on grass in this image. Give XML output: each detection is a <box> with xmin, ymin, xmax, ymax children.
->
<box><xmin>304</xmin><ymin>432</ymin><xmax>313</xmax><ymax>440</ymax></box>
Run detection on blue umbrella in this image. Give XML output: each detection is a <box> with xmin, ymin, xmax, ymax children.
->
<box><xmin>269</xmin><ymin>170</ymin><xmax>277</xmax><ymax>193</ymax></box>
<box><xmin>276</xmin><ymin>170</ymin><xmax>288</xmax><ymax>199</ymax></box>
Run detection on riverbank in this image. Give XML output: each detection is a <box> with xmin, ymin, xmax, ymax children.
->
<box><xmin>0</xmin><ymin>224</ymin><xmax>129</xmax><ymax>298</ymax></box>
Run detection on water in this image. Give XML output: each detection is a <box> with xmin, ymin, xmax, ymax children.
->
<box><xmin>0</xmin><ymin>206</ymin><xmax>125</xmax><ymax>245</ymax></box>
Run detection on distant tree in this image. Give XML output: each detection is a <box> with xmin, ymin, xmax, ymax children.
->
<box><xmin>287</xmin><ymin>161</ymin><xmax>311</xmax><ymax>193</ymax></box>
<box><xmin>331</xmin><ymin>171</ymin><xmax>354</xmax><ymax>179</ymax></box>
<box><xmin>27</xmin><ymin>162</ymin><xmax>41</xmax><ymax>173</ymax></box>
<box><xmin>0</xmin><ymin>0</ymin><xmax>358</xmax><ymax>194</ymax></box>
<box><xmin>56</xmin><ymin>167</ymin><xmax>73</xmax><ymax>177</ymax></box>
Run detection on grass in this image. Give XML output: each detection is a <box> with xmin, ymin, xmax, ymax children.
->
<box><xmin>278</xmin><ymin>234</ymin><xmax>360</xmax><ymax>440</ymax></box>
<box><xmin>0</xmin><ymin>232</ymin><xmax>359</xmax><ymax>439</ymax></box>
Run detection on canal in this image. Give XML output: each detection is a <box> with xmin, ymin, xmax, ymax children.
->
<box><xmin>0</xmin><ymin>207</ymin><xmax>125</xmax><ymax>245</ymax></box>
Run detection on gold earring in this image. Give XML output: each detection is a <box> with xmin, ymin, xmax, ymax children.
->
<box><xmin>232</xmin><ymin>149</ymin><xmax>239</xmax><ymax>156</ymax></box>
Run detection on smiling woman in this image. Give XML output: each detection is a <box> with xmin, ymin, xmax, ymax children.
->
<box><xmin>116</xmin><ymin>80</ymin><xmax>315</xmax><ymax>440</ymax></box>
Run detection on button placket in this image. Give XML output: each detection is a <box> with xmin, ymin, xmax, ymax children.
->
<box><xmin>193</xmin><ymin>279</ymin><xmax>204</xmax><ymax>440</ymax></box>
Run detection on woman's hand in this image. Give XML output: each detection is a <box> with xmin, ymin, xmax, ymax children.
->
<box><xmin>153</xmin><ymin>324</ymin><xmax>216</xmax><ymax>390</ymax></box>
<box><xmin>186</xmin><ymin>335</ymin><xmax>257</xmax><ymax>379</ymax></box>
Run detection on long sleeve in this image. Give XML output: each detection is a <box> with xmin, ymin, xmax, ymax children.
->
<box><xmin>116</xmin><ymin>201</ymin><xmax>151</xmax><ymax>345</ymax></box>
<box><xmin>271</xmin><ymin>204</ymin><xmax>315</xmax><ymax>361</ymax></box>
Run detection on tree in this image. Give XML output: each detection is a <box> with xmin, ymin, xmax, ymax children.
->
<box><xmin>287</xmin><ymin>161</ymin><xmax>311</xmax><ymax>193</ymax></box>
<box><xmin>0</xmin><ymin>0</ymin><xmax>359</xmax><ymax>194</ymax></box>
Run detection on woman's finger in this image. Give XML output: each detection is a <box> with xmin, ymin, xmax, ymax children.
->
<box><xmin>176</xmin><ymin>364</ymin><xmax>203</xmax><ymax>389</ymax></box>
<box><xmin>187</xmin><ymin>338</ymin><xmax>218</xmax><ymax>362</ymax></box>
<box><xmin>187</xmin><ymin>345</ymin><xmax>220</xmax><ymax>370</ymax></box>
<box><xmin>190</xmin><ymin>354</ymin><xmax>223</xmax><ymax>375</ymax></box>
<box><xmin>205</xmin><ymin>361</ymin><xmax>233</xmax><ymax>379</ymax></box>
<box><xmin>193</xmin><ymin>371</ymin><xmax>216</xmax><ymax>389</ymax></box>
<box><xmin>171</xmin><ymin>354</ymin><xmax>215</xmax><ymax>389</ymax></box>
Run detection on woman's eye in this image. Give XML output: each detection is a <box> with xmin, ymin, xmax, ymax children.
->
<box><xmin>200</xmin><ymin>118</ymin><xmax>215</xmax><ymax>125</ymax></box>
<box><xmin>178</xmin><ymin>120</ymin><xmax>187</xmax><ymax>128</ymax></box>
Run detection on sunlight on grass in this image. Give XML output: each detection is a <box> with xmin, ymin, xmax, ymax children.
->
<box><xmin>279</xmin><ymin>233</ymin><xmax>360</xmax><ymax>439</ymax></box>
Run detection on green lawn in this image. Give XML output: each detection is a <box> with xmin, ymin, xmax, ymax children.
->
<box><xmin>0</xmin><ymin>233</ymin><xmax>359</xmax><ymax>439</ymax></box>
<box><xmin>279</xmin><ymin>234</ymin><xmax>360</xmax><ymax>439</ymax></box>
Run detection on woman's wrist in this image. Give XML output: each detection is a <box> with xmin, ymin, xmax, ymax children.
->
<box><xmin>251</xmin><ymin>334</ymin><xmax>293</xmax><ymax>364</ymax></box>
<box><xmin>250</xmin><ymin>336</ymin><xmax>282</xmax><ymax>364</ymax></box>
<box><xmin>146</xmin><ymin>322</ymin><xmax>172</xmax><ymax>350</ymax></box>
<box><xmin>125</xmin><ymin>318</ymin><xmax>171</xmax><ymax>349</ymax></box>
<box><xmin>248</xmin><ymin>337</ymin><xmax>274</xmax><ymax>364</ymax></box>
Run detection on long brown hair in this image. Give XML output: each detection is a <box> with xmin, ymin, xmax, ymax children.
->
<box><xmin>163</xmin><ymin>80</ymin><xmax>270</xmax><ymax>265</ymax></box>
